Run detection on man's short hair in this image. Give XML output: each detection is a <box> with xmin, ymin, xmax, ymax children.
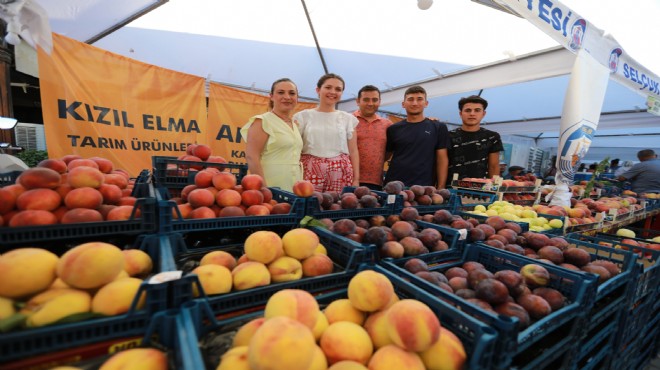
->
<box><xmin>357</xmin><ymin>85</ymin><xmax>380</xmax><ymax>99</ymax></box>
<box><xmin>508</xmin><ymin>166</ymin><xmax>524</xmax><ymax>172</ymax></box>
<box><xmin>637</xmin><ymin>149</ymin><xmax>656</xmax><ymax>160</ymax></box>
<box><xmin>404</xmin><ymin>85</ymin><xmax>427</xmax><ymax>98</ymax></box>
<box><xmin>458</xmin><ymin>95</ymin><xmax>488</xmax><ymax>111</ymax></box>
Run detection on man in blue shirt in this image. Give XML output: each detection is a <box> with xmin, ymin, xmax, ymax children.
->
<box><xmin>617</xmin><ymin>149</ymin><xmax>660</xmax><ymax>194</ymax></box>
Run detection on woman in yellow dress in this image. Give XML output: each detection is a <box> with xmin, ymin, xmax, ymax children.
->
<box><xmin>241</xmin><ymin>78</ymin><xmax>303</xmax><ymax>192</ymax></box>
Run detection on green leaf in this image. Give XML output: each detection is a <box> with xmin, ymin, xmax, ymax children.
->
<box><xmin>0</xmin><ymin>313</ymin><xmax>28</xmax><ymax>332</ymax></box>
<box><xmin>300</xmin><ymin>215</ymin><xmax>328</xmax><ymax>228</ymax></box>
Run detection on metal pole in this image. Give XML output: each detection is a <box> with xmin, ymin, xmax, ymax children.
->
<box><xmin>301</xmin><ymin>0</ymin><xmax>329</xmax><ymax>74</ymax></box>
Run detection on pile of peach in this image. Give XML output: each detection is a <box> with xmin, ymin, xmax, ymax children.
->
<box><xmin>382</xmin><ymin>181</ymin><xmax>452</xmax><ymax>208</ymax></box>
<box><xmin>0</xmin><ymin>155</ymin><xmax>140</xmax><ymax>227</ymax></box>
<box><xmin>171</xmin><ymin>172</ymin><xmax>294</xmax><ymax>219</ymax></box>
<box><xmin>216</xmin><ymin>270</ymin><xmax>466</xmax><ymax>370</ymax></box>
<box><xmin>0</xmin><ymin>242</ymin><xmax>153</xmax><ymax>329</ymax></box>
<box><xmin>190</xmin><ymin>228</ymin><xmax>334</xmax><ymax>296</ymax></box>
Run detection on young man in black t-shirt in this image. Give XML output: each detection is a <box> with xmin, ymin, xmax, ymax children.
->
<box><xmin>384</xmin><ymin>86</ymin><xmax>450</xmax><ymax>188</ymax></box>
<box><xmin>447</xmin><ymin>95</ymin><xmax>503</xmax><ymax>186</ymax></box>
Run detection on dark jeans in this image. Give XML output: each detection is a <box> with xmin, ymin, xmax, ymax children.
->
<box><xmin>359</xmin><ymin>182</ymin><xmax>382</xmax><ymax>191</ymax></box>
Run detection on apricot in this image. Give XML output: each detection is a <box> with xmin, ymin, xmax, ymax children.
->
<box><xmin>312</xmin><ymin>310</ymin><xmax>329</xmax><ymax>341</ymax></box>
<box><xmin>192</xmin><ymin>264</ymin><xmax>232</xmax><ymax>296</ymax></box>
<box><xmin>363</xmin><ymin>310</ymin><xmax>394</xmax><ymax>349</ymax></box>
<box><xmin>122</xmin><ymin>249</ymin><xmax>153</xmax><ymax>277</ymax></box>
<box><xmin>247</xmin><ymin>316</ymin><xmax>316</xmax><ymax>370</ymax></box>
<box><xmin>24</xmin><ymin>288</ymin><xmax>91</xmax><ymax>327</ymax></box>
<box><xmin>92</xmin><ymin>277</ymin><xmax>146</xmax><ymax>315</ymax></box>
<box><xmin>199</xmin><ymin>250</ymin><xmax>236</xmax><ymax>271</ymax></box>
<box><xmin>385</xmin><ymin>299</ymin><xmax>440</xmax><ymax>352</ymax></box>
<box><xmin>347</xmin><ymin>270</ymin><xmax>394</xmax><ymax>312</ymax></box>
<box><xmin>324</xmin><ymin>298</ymin><xmax>366</xmax><ymax>325</ymax></box>
<box><xmin>244</xmin><ymin>230</ymin><xmax>283</xmax><ymax>264</ymax></box>
<box><xmin>0</xmin><ymin>248</ymin><xmax>59</xmax><ymax>298</ymax></box>
<box><xmin>282</xmin><ymin>228</ymin><xmax>319</xmax><ymax>260</ymax></box>
<box><xmin>232</xmin><ymin>262</ymin><xmax>271</xmax><ymax>291</ymax></box>
<box><xmin>57</xmin><ymin>242</ymin><xmax>125</xmax><ymax>289</ymax></box>
<box><xmin>99</xmin><ymin>348</ymin><xmax>168</xmax><ymax>370</ymax></box>
<box><xmin>368</xmin><ymin>344</ymin><xmax>425</xmax><ymax>370</ymax></box>
<box><xmin>264</xmin><ymin>289</ymin><xmax>320</xmax><ymax>330</ymax></box>
<box><xmin>328</xmin><ymin>361</ymin><xmax>368</xmax><ymax>370</ymax></box>
<box><xmin>267</xmin><ymin>256</ymin><xmax>303</xmax><ymax>283</ymax></box>
<box><xmin>217</xmin><ymin>346</ymin><xmax>250</xmax><ymax>370</ymax></box>
<box><xmin>232</xmin><ymin>317</ymin><xmax>266</xmax><ymax>347</ymax></box>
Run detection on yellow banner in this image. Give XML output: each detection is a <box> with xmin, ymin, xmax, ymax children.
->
<box><xmin>37</xmin><ymin>33</ymin><xmax>208</xmax><ymax>176</ymax></box>
<box><xmin>207</xmin><ymin>82</ymin><xmax>316</xmax><ymax>164</ymax></box>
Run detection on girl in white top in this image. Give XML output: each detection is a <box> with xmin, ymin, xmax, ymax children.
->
<box><xmin>294</xmin><ymin>73</ymin><xmax>359</xmax><ymax>193</ymax></box>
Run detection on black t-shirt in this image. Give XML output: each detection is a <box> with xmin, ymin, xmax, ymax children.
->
<box><xmin>448</xmin><ymin>127</ymin><xmax>503</xmax><ymax>182</ymax></box>
<box><xmin>384</xmin><ymin>118</ymin><xmax>450</xmax><ymax>186</ymax></box>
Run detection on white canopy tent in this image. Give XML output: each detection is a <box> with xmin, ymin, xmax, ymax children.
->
<box><xmin>23</xmin><ymin>0</ymin><xmax>660</xmax><ymax>162</ymax></box>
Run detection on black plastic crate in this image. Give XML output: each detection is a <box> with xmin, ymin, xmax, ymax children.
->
<box><xmin>172</xmin><ymin>264</ymin><xmax>499</xmax><ymax>370</ymax></box>
<box><xmin>0</xmin><ymin>170</ymin><xmax>22</xmax><ymax>187</ymax></box>
<box><xmin>151</xmin><ymin>155</ymin><xmax>248</xmax><ymax>189</ymax></box>
<box><xmin>168</xmin><ymin>225</ymin><xmax>372</xmax><ymax>314</ymax></box>
<box><xmin>381</xmin><ymin>243</ymin><xmax>598</xmax><ymax>370</ymax></box>
<box><xmin>156</xmin><ymin>187</ymin><xmax>305</xmax><ymax>233</ymax></box>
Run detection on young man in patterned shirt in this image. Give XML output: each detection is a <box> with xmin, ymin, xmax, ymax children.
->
<box><xmin>447</xmin><ymin>95</ymin><xmax>503</xmax><ymax>186</ymax></box>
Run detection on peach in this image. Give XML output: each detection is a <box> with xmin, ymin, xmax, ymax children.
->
<box><xmin>232</xmin><ymin>261</ymin><xmax>271</xmax><ymax>291</ymax></box>
<box><xmin>216</xmin><ymin>189</ymin><xmax>242</xmax><ymax>207</ymax></box>
<box><xmin>385</xmin><ymin>299</ymin><xmax>440</xmax><ymax>352</ymax></box>
<box><xmin>60</xmin><ymin>154</ymin><xmax>82</xmax><ymax>164</ymax></box>
<box><xmin>99</xmin><ymin>348</ymin><xmax>167</xmax><ymax>370</ymax></box>
<box><xmin>9</xmin><ymin>210</ymin><xmax>58</xmax><ymax>227</ymax></box>
<box><xmin>122</xmin><ymin>249</ymin><xmax>154</xmax><ymax>277</ymax></box>
<box><xmin>23</xmin><ymin>289</ymin><xmax>92</xmax><ymax>327</ymax></box>
<box><xmin>64</xmin><ymin>187</ymin><xmax>103</xmax><ymax>209</ymax></box>
<box><xmin>61</xmin><ymin>208</ymin><xmax>104</xmax><ymax>223</ymax></box>
<box><xmin>16</xmin><ymin>188</ymin><xmax>62</xmax><ymax>211</ymax></box>
<box><xmin>271</xmin><ymin>202</ymin><xmax>292</xmax><ymax>214</ymax></box>
<box><xmin>192</xmin><ymin>144</ymin><xmax>212</xmax><ymax>161</ymax></box>
<box><xmin>107</xmin><ymin>205</ymin><xmax>138</xmax><ymax>221</ymax></box>
<box><xmin>199</xmin><ymin>250</ymin><xmax>236</xmax><ymax>271</ymax></box>
<box><xmin>190</xmin><ymin>206</ymin><xmax>216</xmax><ymax>219</ymax></box>
<box><xmin>173</xmin><ymin>203</ymin><xmax>193</xmax><ymax>219</ymax></box>
<box><xmin>37</xmin><ymin>158</ymin><xmax>68</xmax><ymax>174</ymax></box>
<box><xmin>92</xmin><ymin>277</ymin><xmax>146</xmax><ymax>315</ymax></box>
<box><xmin>57</xmin><ymin>242</ymin><xmax>125</xmax><ymax>289</ymax></box>
<box><xmin>347</xmin><ymin>270</ymin><xmax>394</xmax><ymax>312</ymax></box>
<box><xmin>220</xmin><ymin>206</ymin><xmax>245</xmax><ymax>217</ymax></box>
<box><xmin>292</xmin><ymin>180</ymin><xmax>315</xmax><ymax>197</ymax></box>
<box><xmin>0</xmin><ymin>187</ymin><xmax>17</xmax><ymax>214</ymax></box>
<box><xmin>282</xmin><ymin>228</ymin><xmax>319</xmax><ymax>260</ymax></box>
<box><xmin>419</xmin><ymin>326</ymin><xmax>467</xmax><ymax>370</ymax></box>
<box><xmin>520</xmin><ymin>263</ymin><xmax>550</xmax><ymax>287</ymax></box>
<box><xmin>67</xmin><ymin>166</ymin><xmax>105</xmax><ymax>188</ymax></box>
<box><xmin>268</xmin><ymin>256</ymin><xmax>303</xmax><ymax>283</ymax></box>
<box><xmin>309</xmin><ymin>345</ymin><xmax>328</xmax><ymax>370</ymax></box>
<box><xmin>247</xmin><ymin>316</ymin><xmax>316</xmax><ymax>370</ymax></box>
<box><xmin>206</xmin><ymin>155</ymin><xmax>228</xmax><ymax>169</ymax></box>
<box><xmin>328</xmin><ymin>361</ymin><xmax>368</xmax><ymax>370</ymax></box>
<box><xmin>88</xmin><ymin>157</ymin><xmax>114</xmax><ymax>174</ymax></box>
<box><xmin>241</xmin><ymin>189</ymin><xmax>264</xmax><ymax>207</ymax></box>
<box><xmin>187</xmin><ymin>188</ymin><xmax>216</xmax><ymax>208</ymax></box>
<box><xmin>99</xmin><ymin>184</ymin><xmax>123</xmax><ymax>205</ymax></box>
<box><xmin>364</xmin><ymin>310</ymin><xmax>394</xmax><ymax>349</ymax></box>
<box><xmin>217</xmin><ymin>346</ymin><xmax>250</xmax><ymax>370</ymax></box>
<box><xmin>320</xmin><ymin>321</ymin><xmax>373</xmax><ymax>365</ymax></box>
<box><xmin>192</xmin><ymin>264</ymin><xmax>232</xmax><ymax>296</ymax></box>
<box><xmin>312</xmin><ymin>310</ymin><xmax>329</xmax><ymax>341</ymax></box>
<box><xmin>212</xmin><ymin>172</ymin><xmax>237</xmax><ymax>190</ymax></box>
<box><xmin>232</xmin><ymin>318</ymin><xmax>266</xmax><ymax>347</ymax></box>
<box><xmin>68</xmin><ymin>158</ymin><xmax>99</xmax><ymax>170</ymax></box>
<box><xmin>17</xmin><ymin>167</ymin><xmax>62</xmax><ymax>189</ymax></box>
<box><xmin>186</xmin><ymin>144</ymin><xmax>198</xmax><ymax>155</ymax></box>
<box><xmin>0</xmin><ymin>248</ymin><xmax>59</xmax><ymax>298</ymax></box>
<box><xmin>264</xmin><ymin>289</ymin><xmax>320</xmax><ymax>330</ymax></box>
<box><xmin>302</xmin><ymin>253</ymin><xmax>334</xmax><ymax>277</ymax></box>
<box><xmin>245</xmin><ymin>204</ymin><xmax>270</xmax><ymax>216</ymax></box>
<box><xmin>368</xmin><ymin>345</ymin><xmax>425</xmax><ymax>370</ymax></box>
<box><xmin>244</xmin><ymin>230</ymin><xmax>283</xmax><ymax>264</ymax></box>
<box><xmin>241</xmin><ymin>174</ymin><xmax>264</xmax><ymax>190</ymax></box>
<box><xmin>324</xmin><ymin>298</ymin><xmax>366</xmax><ymax>325</ymax></box>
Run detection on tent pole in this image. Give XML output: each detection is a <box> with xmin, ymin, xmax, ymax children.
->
<box><xmin>301</xmin><ymin>0</ymin><xmax>329</xmax><ymax>74</ymax></box>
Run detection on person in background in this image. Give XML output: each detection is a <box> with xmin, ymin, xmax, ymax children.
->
<box><xmin>617</xmin><ymin>149</ymin><xmax>660</xmax><ymax>194</ymax></box>
<box><xmin>353</xmin><ymin>85</ymin><xmax>393</xmax><ymax>190</ymax></box>
<box><xmin>587</xmin><ymin>163</ymin><xmax>597</xmax><ymax>172</ymax></box>
<box><xmin>577</xmin><ymin>163</ymin><xmax>587</xmax><ymax>172</ymax></box>
<box><xmin>447</xmin><ymin>95</ymin><xmax>503</xmax><ymax>185</ymax></box>
<box><xmin>241</xmin><ymin>78</ymin><xmax>303</xmax><ymax>192</ymax></box>
<box><xmin>614</xmin><ymin>160</ymin><xmax>633</xmax><ymax>177</ymax></box>
<box><xmin>609</xmin><ymin>158</ymin><xmax>620</xmax><ymax>173</ymax></box>
<box><xmin>504</xmin><ymin>166</ymin><xmax>525</xmax><ymax>180</ymax></box>
<box><xmin>543</xmin><ymin>156</ymin><xmax>558</xmax><ymax>182</ymax></box>
<box><xmin>294</xmin><ymin>73</ymin><xmax>359</xmax><ymax>192</ymax></box>
<box><xmin>384</xmin><ymin>85</ymin><xmax>449</xmax><ymax>188</ymax></box>
<box><xmin>498</xmin><ymin>163</ymin><xmax>507</xmax><ymax>177</ymax></box>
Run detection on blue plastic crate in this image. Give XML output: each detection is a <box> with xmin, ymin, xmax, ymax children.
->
<box><xmin>168</xmin><ymin>225</ymin><xmax>372</xmax><ymax>313</ymax></box>
<box><xmin>381</xmin><ymin>243</ymin><xmax>598</xmax><ymax>370</ymax></box>
<box><xmin>570</xmin><ymin>309</ymin><xmax>618</xmax><ymax>370</ymax></box>
<box><xmin>156</xmin><ymin>186</ymin><xmax>305</xmax><ymax>233</ymax></box>
<box><xmin>452</xmin><ymin>188</ymin><xmax>497</xmax><ymax>210</ymax></box>
<box><xmin>0</xmin><ymin>281</ymin><xmax>169</xmax><ymax>363</ymax></box>
<box><xmin>0</xmin><ymin>183</ymin><xmax>158</xmax><ymax>250</ymax></box>
<box><xmin>566</xmin><ymin>232</ymin><xmax>659</xmax><ymax>305</ymax></box>
<box><xmin>0</xmin><ymin>170</ymin><xmax>22</xmax><ymax>187</ymax></box>
<box><xmin>172</xmin><ymin>264</ymin><xmax>498</xmax><ymax>370</ymax></box>
<box><xmin>305</xmin><ymin>186</ymin><xmax>400</xmax><ymax>220</ymax></box>
<box><xmin>151</xmin><ymin>155</ymin><xmax>248</xmax><ymax>190</ymax></box>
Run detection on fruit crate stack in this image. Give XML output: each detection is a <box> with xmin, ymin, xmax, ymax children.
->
<box><xmin>451</xmin><ymin>174</ymin><xmax>542</xmax><ymax>206</ymax></box>
<box><xmin>304</xmin><ymin>186</ymin><xmax>402</xmax><ymax>221</ymax></box>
